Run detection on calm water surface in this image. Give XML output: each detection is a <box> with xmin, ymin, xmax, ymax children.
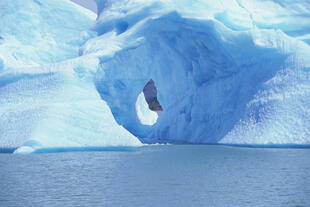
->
<box><xmin>0</xmin><ymin>145</ymin><xmax>309</xmax><ymax>207</ymax></box>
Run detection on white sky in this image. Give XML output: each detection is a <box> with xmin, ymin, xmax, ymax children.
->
<box><xmin>71</xmin><ymin>0</ymin><xmax>97</xmax><ymax>13</ymax></box>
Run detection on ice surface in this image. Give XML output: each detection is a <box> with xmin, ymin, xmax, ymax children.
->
<box><xmin>0</xmin><ymin>0</ymin><xmax>142</xmax><ymax>153</ymax></box>
<box><xmin>0</xmin><ymin>55</ymin><xmax>142</xmax><ymax>153</ymax></box>
<box><xmin>92</xmin><ymin>0</ymin><xmax>310</xmax><ymax>144</ymax></box>
<box><xmin>1</xmin><ymin>0</ymin><xmax>310</xmax><ymax>153</ymax></box>
<box><xmin>0</xmin><ymin>0</ymin><xmax>96</xmax><ymax>69</ymax></box>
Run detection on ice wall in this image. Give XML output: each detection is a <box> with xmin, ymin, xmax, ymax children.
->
<box><xmin>0</xmin><ymin>0</ymin><xmax>142</xmax><ymax>153</ymax></box>
<box><xmin>93</xmin><ymin>0</ymin><xmax>310</xmax><ymax>44</ymax></box>
<box><xmin>0</xmin><ymin>54</ymin><xmax>142</xmax><ymax>153</ymax></box>
<box><xmin>91</xmin><ymin>0</ymin><xmax>310</xmax><ymax>144</ymax></box>
<box><xmin>1</xmin><ymin>0</ymin><xmax>310</xmax><ymax>153</ymax></box>
<box><xmin>0</xmin><ymin>0</ymin><xmax>96</xmax><ymax>69</ymax></box>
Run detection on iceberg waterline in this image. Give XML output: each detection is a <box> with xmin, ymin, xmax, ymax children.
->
<box><xmin>0</xmin><ymin>0</ymin><xmax>310</xmax><ymax>153</ymax></box>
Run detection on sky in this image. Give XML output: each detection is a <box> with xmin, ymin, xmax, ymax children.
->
<box><xmin>71</xmin><ymin>0</ymin><xmax>97</xmax><ymax>13</ymax></box>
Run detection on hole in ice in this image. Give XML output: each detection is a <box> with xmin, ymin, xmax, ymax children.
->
<box><xmin>136</xmin><ymin>79</ymin><xmax>163</xmax><ymax>125</ymax></box>
<box><xmin>143</xmin><ymin>79</ymin><xmax>163</xmax><ymax>114</ymax></box>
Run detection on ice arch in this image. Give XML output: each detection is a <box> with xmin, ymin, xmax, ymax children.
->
<box><xmin>95</xmin><ymin>12</ymin><xmax>310</xmax><ymax>144</ymax></box>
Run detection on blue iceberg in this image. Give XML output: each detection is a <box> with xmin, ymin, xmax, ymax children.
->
<box><xmin>1</xmin><ymin>0</ymin><xmax>310</xmax><ymax>153</ymax></box>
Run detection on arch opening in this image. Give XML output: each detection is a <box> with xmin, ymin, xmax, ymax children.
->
<box><xmin>143</xmin><ymin>79</ymin><xmax>163</xmax><ymax>115</ymax></box>
<box><xmin>135</xmin><ymin>79</ymin><xmax>163</xmax><ymax>126</ymax></box>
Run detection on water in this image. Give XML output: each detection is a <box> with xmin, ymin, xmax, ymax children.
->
<box><xmin>0</xmin><ymin>145</ymin><xmax>309</xmax><ymax>207</ymax></box>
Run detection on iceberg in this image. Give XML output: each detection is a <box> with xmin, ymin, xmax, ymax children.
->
<box><xmin>0</xmin><ymin>0</ymin><xmax>97</xmax><ymax>69</ymax></box>
<box><xmin>0</xmin><ymin>0</ymin><xmax>142</xmax><ymax>153</ymax></box>
<box><xmin>1</xmin><ymin>0</ymin><xmax>310</xmax><ymax>153</ymax></box>
<box><xmin>92</xmin><ymin>0</ymin><xmax>310</xmax><ymax>145</ymax></box>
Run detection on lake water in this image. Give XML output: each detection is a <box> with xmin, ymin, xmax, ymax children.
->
<box><xmin>0</xmin><ymin>145</ymin><xmax>309</xmax><ymax>207</ymax></box>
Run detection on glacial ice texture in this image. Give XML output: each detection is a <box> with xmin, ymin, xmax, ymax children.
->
<box><xmin>93</xmin><ymin>0</ymin><xmax>310</xmax><ymax>144</ymax></box>
<box><xmin>1</xmin><ymin>0</ymin><xmax>310</xmax><ymax>153</ymax></box>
